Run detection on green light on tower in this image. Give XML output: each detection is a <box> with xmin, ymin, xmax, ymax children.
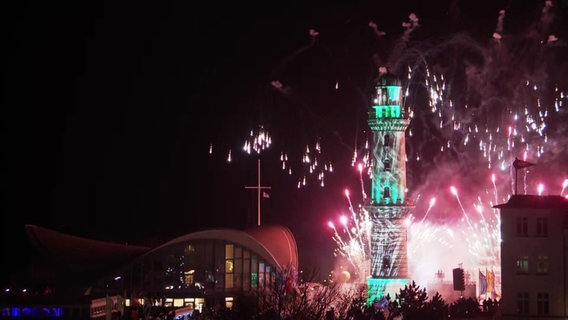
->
<box><xmin>365</xmin><ymin>69</ymin><xmax>413</xmax><ymax>305</ymax></box>
<box><xmin>372</xmin><ymin>85</ymin><xmax>401</xmax><ymax>119</ymax></box>
<box><xmin>367</xmin><ymin>278</ymin><xmax>409</xmax><ymax>304</ymax></box>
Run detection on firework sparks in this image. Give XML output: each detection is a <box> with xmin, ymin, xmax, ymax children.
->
<box><xmin>208</xmin><ymin>2</ymin><xmax>567</xmax><ymax>295</ymax></box>
<box><xmin>419</xmin><ymin>197</ymin><xmax>436</xmax><ymax>224</ymax></box>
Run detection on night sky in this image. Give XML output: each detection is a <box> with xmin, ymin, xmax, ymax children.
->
<box><xmin>3</xmin><ymin>1</ymin><xmax>568</xmax><ymax>285</ymax></box>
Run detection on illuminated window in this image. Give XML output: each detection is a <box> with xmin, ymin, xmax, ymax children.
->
<box><xmin>225</xmin><ymin>244</ymin><xmax>234</xmax><ymax>289</ymax></box>
<box><xmin>386</xmin><ymin>86</ymin><xmax>400</xmax><ymax>105</ymax></box>
<box><xmin>225</xmin><ymin>244</ymin><xmax>234</xmax><ymax>259</ymax></box>
<box><xmin>537</xmin><ymin>292</ymin><xmax>549</xmax><ymax>315</ymax></box>
<box><xmin>517</xmin><ymin>292</ymin><xmax>529</xmax><ymax>314</ymax></box>
<box><xmin>225</xmin><ymin>273</ymin><xmax>233</xmax><ymax>289</ymax></box>
<box><xmin>376</xmin><ymin>106</ymin><xmax>384</xmax><ymax>118</ymax></box>
<box><xmin>225</xmin><ymin>260</ymin><xmax>234</xmax><ymax>273</ymax></box>
<box><xmin>225</xmin><ymin>297</ymin><xmax>234</xmax><ymax>310</ymax></box>
<box><xmin>251</xmin><ymin>256</ymin><xmax>258</xmax><ymax>288</ymax></box>
<box><xmin>536</xmin><ymin>256</ymin><xmax>549</xmax><ymax>274</ymax></box>
<box><xmin>251</xmin><ymin>273</ymin><xmax>258</xmax><ymax>288</ymax></box>
<box><xmin>516</xmin><ymin>217</ymin><xmax>528</xmax><ymax>236</ymax></box>
<box><xmin>383</xmin><ymin>106</ymin><xmax>391</xmax><ymax>118</ymax></box>
<box><xmin>173</xmin><ymin>299</ymin><xmax>184</xmax><ymax>307</ymax></box>
<box><xmin>184</xmin><ymin>298</ymin><xmax>194</xmax><ymax>308</ymax></box>
<box><xmin>536</xmin><ymin>217</ymin><xmax>548</xmax><ymax>237</ymax></box>
<box><xmin>375</xmin><ymin>88</ymin><xmax>387</xmax><ymax>105</ymax></box>
<box><xmin>184</xmin><ymin>270</ymin><xmax>195</xmax><ymax>286</ymax></box>
<box><xmin>195</xmin><ymin>298</ymin><xmax>205</xmax><ymax>313</ymax></box>
<box><xmin>389</xmin><ymin>105</ymin><xmax>401</xmax><ymax>118</ymax></box>
<box><xmin>225</xmin><ymin>244</ymin><xmax>234</xmax><ymax>272</ymax></box>
<box><xmin>516</xmin><ymin>256</ymin><xmax>529</xmax><ymax>274</ymax></box>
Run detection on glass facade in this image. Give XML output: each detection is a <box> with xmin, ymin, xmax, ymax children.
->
<box><xmin>93</xmin><ymin>238</ymin><xmax>277</xmax><ymax>310</ymax></box>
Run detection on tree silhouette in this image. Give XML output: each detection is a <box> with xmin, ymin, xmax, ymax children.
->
<box><xmin>449</xmin><ymin>296</ymin><xmax>483</xmax><ymax>318</ymax></box>
<box><xmin>423</xmin><ymin>291</ymin><xmax>449</xmax><ymax>320</ymax></box>
<box><xmin>390</xmin><ymin>281</ymin><xmax>429</xmax><ymax>320</ymax></box>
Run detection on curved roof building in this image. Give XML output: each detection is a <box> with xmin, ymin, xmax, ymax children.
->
<box><xmin>15</xmin><ymin>224</ymin><xmax>298</xmax><ymax>317</ymax></box>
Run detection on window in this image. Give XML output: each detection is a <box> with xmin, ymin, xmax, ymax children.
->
<box><xmin>382</xmin><ymin>255</ymin><xmax>391</xmax><ymax>269</ymax></box>
<box><xmin>265</xmin><ymin>265</ymin><xmax>272</xmax><ymax>288</ymax></box>
<box><xmin>517</xmin><ymin>292</ymin><xmax>529</xmax><ymax>314</ymax></box>
<box><xmin>537</xmin><ymin>292</ymin><xmax>549</xmax><ymax>315</ymax></box>
<box><xmin>389</xmin><ymin>105</ymin><xmax>401</xmax><ymax>117</ymax></box>
<box><xmin>374</xmin><ymin>88</ymin><xmax>387</xmax><ymax>106</ymax></box>
<box><xmin>536</xmin><ymin>255</ymin><xmax>549</xmax><ymax>274</ymax></box>
<box><xmin>536</xmin><ymin>217</ymin><xmax>548</xmax><ymax>237</ymax></box>
<box><xmin>184</xmin><ymin>270</ymin><xmax>194</xmax><ymax>286</ymax></box>
<box><xmin>225</xmin><ymin>260</ymin><xmax>234</xmax><ymax>273</ymax></box>
<box><xmin>516</xmin><ymin>256</ymin><xmax>529</xmax><ymax>274</ymax></box>
<box><xmin>225</xmin><ymin>244</ymin><xmax>234</xmax><ymax>273</ymax></box>
<box><xmin>384</xmin><ymin>187</ymin><xmax>390</xmax><ymax>199</ymax></box>
<box><xmin>225</xmin><ymin>297</ymin><xmax>234</xmax><ymax>310</ymax></box>
<box><xmin>243</xmin><ymin>250</ymin><xmax>251</xmax><ymax>290</ymax></box>
<box><xmin>516</xmin><ymin>217</ymin><xmax>528</xmax><ymax>236</ymax></box>
<box><xmin>184</xmin><ymin>298</ymin><xmax>194</xmax><ymax>308</ymax></box>
<box><xmin>383</xmin><ymin>160</ymin><xmax>391</xmax><ymax>171</ymax></box>
<box><xmin>384</xmin><ymin>134</ymin><xmax>391</xmax><ymax>147</ymax></box>
<box><xmin>259</xmin><ymin>262</ymin><xmax>265</xmax><ymax>288</ymax></box>
<box><xmin>225</xmin><ymin>273</ymin><xmax>234</xmax><ymax>289</ymax></box>
<box><xmin>251</xmin><ymin>256</ymin><xmax>258</xmax><ymax>288</ymax></box>
<box><xmin>225</xmin><ymin>244</ymin><xmax>234</xmax><ymax>289</ymax></box>
<box><xmin>382</xmin><ymin>106</ymin><xmax>391</xmax><ymax>118</ymax></box>
<box><xmin>234</xmin><ymin>247</ymin><xmax>243</xmax><ymax>290</ymax></box>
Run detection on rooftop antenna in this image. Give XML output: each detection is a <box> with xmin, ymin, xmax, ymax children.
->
<box><xmin>513</xmin><ymin>157</ymin><xmax>536</xmax><ymax>195</ymax></box>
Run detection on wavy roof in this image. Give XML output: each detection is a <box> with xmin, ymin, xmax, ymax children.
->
<box><xmin>136</xmin><ymin>224</ymin><xmax>298</xmax><ymax>271</ymax></box>
<box><xmin>24</xmin><ymin>223</ymin><xmax>298</xmax><ymax>290</ymax></box>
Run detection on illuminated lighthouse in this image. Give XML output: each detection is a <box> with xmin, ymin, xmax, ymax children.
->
<box><xmin>365</xmin><ymin>67</ymin><xmax>414</xmax><ymax>303</ymax></box>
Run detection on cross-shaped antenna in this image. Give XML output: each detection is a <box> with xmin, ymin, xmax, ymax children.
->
<box><xmin>245</xmin><ymin>158</ymin><xmax>271</xmax><ymax>226</ymax></box>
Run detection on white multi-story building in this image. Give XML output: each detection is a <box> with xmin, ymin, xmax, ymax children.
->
<box><xmin>495</xmin><ymin>194</ymin><xmax>568</xmax><ymax>319</ymax></box>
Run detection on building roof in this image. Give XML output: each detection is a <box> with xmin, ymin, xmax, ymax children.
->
<box><xmin>22</xmin><ymin>223</ymin><xmax>298</xmax><ymax>291</ymax></box>
<box><xmin>25</xmin><ymin>224</ymin><xmax>151</xmax><ymax>265</ymax></box>
<box><xmin>140</xmin><ymin>224</ymin><xmax>298</xmax><ymax>271</ymax></box>
<box><xmin>245</xmin><ymin>224</ymin><xmax>298</xmax><ymax>270</ymax></box>
<box><xmin>493</xmin><ymin>195</ymin><xmax>568</xmax><ymax>210</ymax></box>
<box><xmin>23</xmin><ymin>224</ymin><xmax>152</xmax><ymax>290</ymax></box>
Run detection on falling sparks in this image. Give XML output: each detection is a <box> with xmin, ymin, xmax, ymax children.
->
<box><xmin>419</xmin><ymin>197</ymin><xmax>436</xmax><ymax>224</ymax></box>
<box><xmin>561</xmin><ymin>179</ymin><xmax>568</xmax><ymax>197</ymax></box>
<box><xmin>207</xmin><ymin>2</ymin><xmax>567</xmax><ymax>296</ymax></box>
<box><xmin>330</xmin><ymin>177</ymin><xmax>505</xmax><ymax>295</ymax></box>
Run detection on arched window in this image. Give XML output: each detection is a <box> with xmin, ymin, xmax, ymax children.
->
<box><xmin>383</xmin><ymin>134</ymin><xmax>391</xmax><ymax>147</ymax></box>
<box><xmin>384</xmin><ymin>187</ymin><xmax>390</xmax><ymax>198</ymax></box>
<box><xmin>382</xmin><ymin>255</ymin><xmax>391</xmax><ymax>270</ymax></box>
<box><xmin>383</xmin><ymin>159</ymin><xmax>391</xmax><ymax>171</ymax></box>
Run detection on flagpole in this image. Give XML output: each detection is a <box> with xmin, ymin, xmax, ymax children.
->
<box><xmin>257</xmin><ymin>158</ymin><xmax>261</xmax><ymax>226</ymax></box>
<box><xmin>514</xmin><ymin>167</ymin><xmax>518</xmax><ymax>195</ymax></box>
<box><xmin>513</xmin><ymin>157</ymin><xmax>536</xmax><ymax>196</ymax></box>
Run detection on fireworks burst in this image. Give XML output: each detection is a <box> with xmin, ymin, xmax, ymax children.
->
<box><xmin>207</xmin><ymin>2</ymin><xmax>567</xmax><ymax>292</ymax></box>
<box><xmin>323</xmin><ymin>2</ymin><xmax>567</xmax><ymax>295</ymax></box>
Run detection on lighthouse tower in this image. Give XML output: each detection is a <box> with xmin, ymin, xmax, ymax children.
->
<box><xmin>365</xmin><ymin>67</ymin><xmax>414</xmax><ymax>303</ymax></box>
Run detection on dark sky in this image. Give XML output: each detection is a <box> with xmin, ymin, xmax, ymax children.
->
<box><xmin>3</xmin><ymin>1</ymin><xmax>568</xmax><ymax>284</ymax></box>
